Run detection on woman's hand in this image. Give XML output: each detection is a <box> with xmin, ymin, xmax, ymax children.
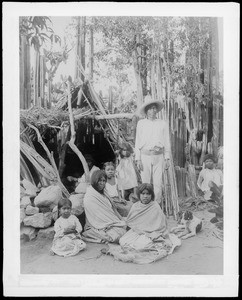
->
<box><xmin>136</xmin><ymin>160</ymin><xmax>143</xmax><ymax>172</ymax></box>
<box><xmin>165</xmin><ymin>159</ymin><xmax>170</xmax><ymax>169</ymax></box>
<box><xmin>119</xmin><ymin>198</ymin><xmax>127</xmax><ymax>205</ymax></box>
<box><xmin>67</xmin><ymin>176</ymin><xmax>78</xmax><ymax>182</ymax></box>
<box><xmin>64</xmin><ymin>225</ymin><xmax>76</xmax><ymax>234</ymax></box>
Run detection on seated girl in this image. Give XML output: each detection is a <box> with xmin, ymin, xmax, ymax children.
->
<box><xmin>103</xmin><ymin>161</ymin><xmax>133</xmax><ymax>217</ymax></box>
<box><xmin>50</xmin><ymin>198</ymin><xmax>86</xmax><ymax>257</ymax></box>
<box><xmin>119</xmin><ymin>183</ymin><xmax>180</xmax><ymax>254</ymax></box>
<box><xmin>82</xmin><ymin>170</ymin><xmax>127</xmax><ymax>244</ymax></box>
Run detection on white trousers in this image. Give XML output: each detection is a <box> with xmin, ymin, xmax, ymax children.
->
<box><xmin>140</xmin><ymin>153</ymin><xmax>165</xmax><ymax>203</ymax></box>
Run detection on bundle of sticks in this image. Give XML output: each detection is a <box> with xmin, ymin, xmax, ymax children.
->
<box><xmin>162</xmin><ymin>156</ymin><xmax>180</xmax><ymax>220</ymax></box>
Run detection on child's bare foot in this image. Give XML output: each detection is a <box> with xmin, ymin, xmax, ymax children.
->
<box><xmin>49</xmin><ymin>249</ymin><xmax>55</xmax><ymax>256</ymax></box>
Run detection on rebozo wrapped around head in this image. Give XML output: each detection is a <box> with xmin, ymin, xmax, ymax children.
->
<box><xmin>203</xmin><ymin>154</ymin><xmax>217</xmax><ymax>163</ymax></box>
<box><xmin>90</xmin><ymin>170</ymin><xmax>107</xmax><ymax>191</ymax></box>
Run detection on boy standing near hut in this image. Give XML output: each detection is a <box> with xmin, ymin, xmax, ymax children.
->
<box><xmin>134</xmin><ymin>97</ymin><xmax>170</xmax><ymax>204</ymax></box>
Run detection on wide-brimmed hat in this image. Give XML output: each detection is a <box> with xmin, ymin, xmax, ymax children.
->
<box><xmin>138</xmin><ymin>97</ymin><xmax>164</xmax><ymax>116</ymax></box>
<box><xmin>203</xmin><ymin>154</ymin><xmax>217</xmax><ymax>163</ymax></box>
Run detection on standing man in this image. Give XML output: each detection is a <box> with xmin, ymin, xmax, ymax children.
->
<box><xmin>134</xmin><ymin>98</ymin><xmax>170</xmax><ymax>204</ymax></box>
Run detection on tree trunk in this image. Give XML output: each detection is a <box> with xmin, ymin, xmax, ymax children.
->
<box><xmin>81</xmin><ymin>16</ymin><xmax>86</xmax><ymax>83</ymax></box>
<box><xmin>132</xmin><ymin>33</ymin><xmax>144</xmax><ymax>109</ymax></box>
<box><xmin>34</xmin><ymin>51</ymin><xmax>40</xmax><ymax>106</ymax></box>
<box><xmin>108</xmin><ymin>86</ymin><xmax>113</xmax><ymax>112</ymax></box>
<box><xmin>75</xmin><ymin>17</ymin><xmax>81</xmax><ymax>81</ymax></box>
<box><xmin>211</xmin><ymin>17</ymin><xmax>220</xmax><ymax>157</ymax></box>
<box><xmin>75</xmin><ymin>17</ymin><xmax>86</xmax><ymax>83</ymax></box>
<box><xmin>132</xmin><ymin>51</ymin><xmax>143</xmax><ymax>109</ymax></box>
<box><xmin>89</xmin><ymin>23</ymin><xmax>94</xmax><ymax>81</ymax></box>
<box><xmin>20</xmin><ymin>35</ymin><xmax>31</xmax><ymax>109</ymax></box>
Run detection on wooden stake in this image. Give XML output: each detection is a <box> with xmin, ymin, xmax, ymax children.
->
<box><xmin>66</xmin><ymin>80</ymin><xmax>90</xmax><ymax>183</ymax></box>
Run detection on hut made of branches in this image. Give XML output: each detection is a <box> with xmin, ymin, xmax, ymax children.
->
<box><xmin>20</xmin><ymin>80</ymin><xmax>136</xmax><ymax>186</ymax></box>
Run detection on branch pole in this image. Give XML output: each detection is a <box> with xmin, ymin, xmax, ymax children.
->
<box><xmin>66</xmin><ymin>80</ymin><xmax>90</xmax><ymax>183</ymax></box>
<box><xmin>26</xmin><ymin>124</ymin><xmax>70</xmax><ymax>197</ymax></box>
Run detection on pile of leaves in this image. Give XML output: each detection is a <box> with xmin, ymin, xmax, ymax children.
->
<box><xmin>20</xmin><ymin>106</ymin><xmax>91</xmax><ymax>131</ymax></box>
<box><xmin>178</xmin><ymin>196</ymin><xmax>217</xmax><ymax>212</ymax></box>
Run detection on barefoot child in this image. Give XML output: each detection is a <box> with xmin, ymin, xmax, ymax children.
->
<box><xmin>50</xmin><ymin>198</ymin><xmax>86</xmax><ymax>257</ymax></box>
<box><xmin>103</xmin><ymin>161</ymin><xmax>133</xmax><ymax>217</ymax></box>
<box><xmin>116</xmin><ymin>143</ymin><xmax>138</xmax><ymax>201</ymax></box>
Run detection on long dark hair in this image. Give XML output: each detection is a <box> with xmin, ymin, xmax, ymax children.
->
<box><xmin>137</xmin><ymin>183</ymin><xmax>155</xmax><ymax>201</ymax></box>
<box><xmin>91</xmin><ymin>169</ymin><xmax>107</xmax><ymax>193</ymax></box>
<box><xmin>119</xmin><ymin>142</ymin><xmax>133</xmax><ymax>158</ymax></box>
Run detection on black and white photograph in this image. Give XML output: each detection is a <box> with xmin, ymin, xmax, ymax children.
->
<box><xmin>3</xmin><ymin>2</ymin><xmax>239</xmax><ymax>297</ymax></box>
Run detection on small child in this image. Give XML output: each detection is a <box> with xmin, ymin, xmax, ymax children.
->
<box><xmin>50</xmin><ymin>198</ymin><xmax>86</xmax><ymax>257</ymax></box>
<box><xmin>197</xmin><ymin>154</ymin><xmax>223</xmax><ymax>202</ymax></box>
<box><xmin>116</xmin><ymin>143</ymin><xmax>138</xmax><ymax>201</ymax></box>
<box><xmin>67</xmin><ymin>154</ymin><xmax>100</xmax><ymax>194</ymax></box>
<box><xmin>103</xmin><ymin>161</ymin><xmax>133</xmax><ymax>217</ymax></box>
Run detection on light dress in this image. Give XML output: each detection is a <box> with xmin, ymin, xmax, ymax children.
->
<box><xmin>116</xmin><ymin>157</ymin><xmax>138</xmax><ymax>190</ymax></box>
<box><xmin>51</xmin><ymin>215</ymin><xmax>86</xmax><ymax>257</ymax></box>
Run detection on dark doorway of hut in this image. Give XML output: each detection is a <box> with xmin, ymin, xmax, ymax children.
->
<box><xmin>62</xmin><ymin>118</ymin><xmax>116</xmax><ymax>192</ymax></box>
<box><xmin>61</xmin><ymin>119</ymin><xmax>116</xmax><ymax>229</ymax></box>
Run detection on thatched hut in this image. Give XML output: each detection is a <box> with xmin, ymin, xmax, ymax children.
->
<box><xmin>20</xmin><ymin>80</ymin><xmax>137</xmax><ymax>193</ymax></box>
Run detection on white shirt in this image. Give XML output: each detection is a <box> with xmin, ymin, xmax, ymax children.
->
<box><xmin>135</xmin><ymin>118</ymin><xmax>170</xmax><ymax>160</ymax></box>
<box><xmin>105</xmin><ymin>180</ymin><xmax>119</xmax><ymax>198</ymax></box>
<box><xmin>197</xmin><ymin>168</ymin><xmax>223</xmax><ymax>192</ymax></box>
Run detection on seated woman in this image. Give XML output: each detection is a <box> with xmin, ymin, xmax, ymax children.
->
<box><xmin>82</xmin><ymin>170</ymin><xmax>127</xmax><ymax>244</ymax></box>
<box><xmin>117</xmin><ymin>184</ymin><xmax>180</xmax><ymax>256</ymax></box>
<box><xmin>119</xmin><ymin>183</ymin><xmax>169</xmax><ymax>250</ymax></box>
<box><xmin>103</xmin><ymin>183</ymin><xmax>181</xmax><ymax>264</ymax></box>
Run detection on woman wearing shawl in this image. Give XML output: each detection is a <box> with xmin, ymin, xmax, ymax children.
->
<box><xmin>119</xmin><ymin>183</ymin><xmax>180</xmax><ymax>255</ymax></box>
<box><xmin>82</xmin><ymin>170</ymin><xmax>127</xmax><ymax>243</ymax></box>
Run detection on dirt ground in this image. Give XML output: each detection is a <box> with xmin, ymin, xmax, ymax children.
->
<box><xmin>20</xmin><ymin>209</ymin><xmax>223</xmax><ymax>275</ymax></box>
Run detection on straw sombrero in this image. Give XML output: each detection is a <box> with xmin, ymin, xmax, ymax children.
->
<box><xmin>138</xmin><ymin>97</ymin><xmax>164</xmax><ymax>116</ymax></box>
<box><xmin>203</xmin><ymin>154</ymin><xmax>217</xmax><ymax>163</ymax></box>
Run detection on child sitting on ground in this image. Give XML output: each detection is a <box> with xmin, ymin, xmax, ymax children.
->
<box><xmin>50</xmin><ymin>198</ymin><xmax>86</xmax><ymax>257</ymax></box>
<box><xmin>197</xmin><ymin>154</ymin><xmax>223</xmax><ymax>202</ymax></box>
<box><xmin>116</xmin><ymin>143</ymin><xmax>138</xmax><ymax>202</ymax></box>
<box><xmin>103</xmin><ymin>161</ymin><xmax>133</xmax><ymax>217</ymax></box>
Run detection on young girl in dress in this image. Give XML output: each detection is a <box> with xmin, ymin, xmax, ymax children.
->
<box><xmin>116</xmin><ymin>143</ymin><xmax>138</xmax><ymax>201</ymax></box>
<box><xmin>103</xmin><ymin>161</ymin><xmax>133</xmax><ymax>217</ymax></box>
<box><xmin>50</xmin><ymin>198</ymin><xmax>86</xmax><ymax>257</ymax></box>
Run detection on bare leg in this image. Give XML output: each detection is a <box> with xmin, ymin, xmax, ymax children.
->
<box><xmin>178</xmin><ymin>230</ymin><xmax>189</xmax><ymax>238</ymax></box>
<box><xmin>181</xmin><ymin>232</ymin><xmax>196</xmax><ymax>240</ymax></box>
